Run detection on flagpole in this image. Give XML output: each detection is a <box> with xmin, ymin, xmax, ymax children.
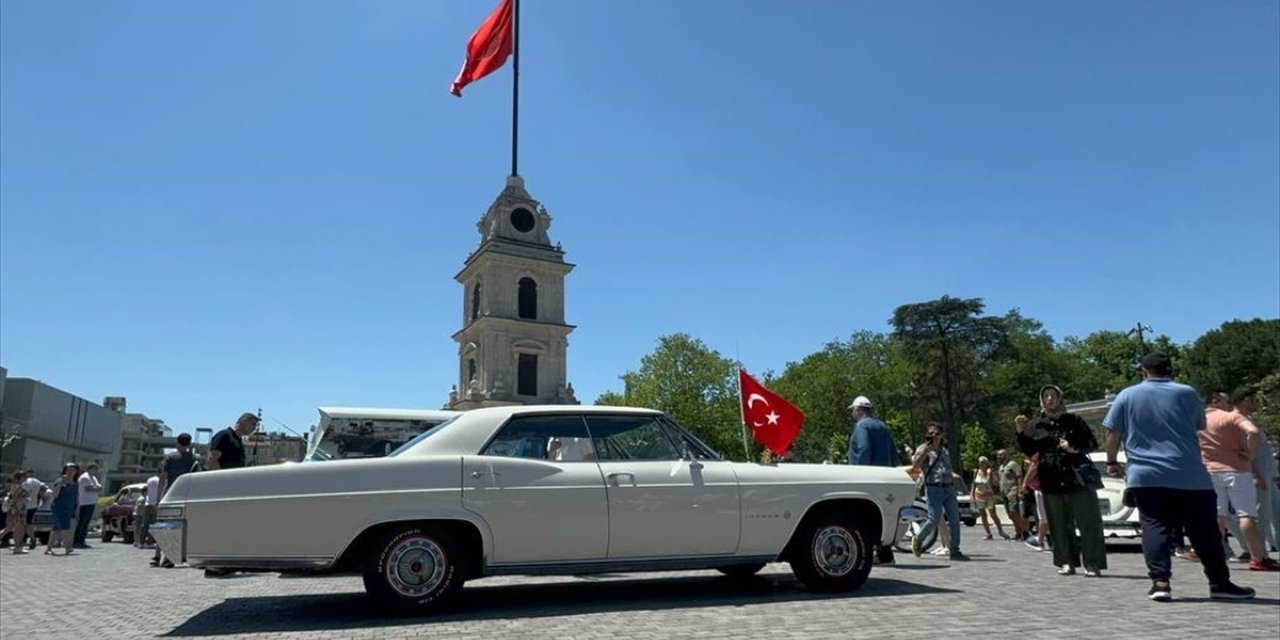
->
<box><xmin>737</xmin><ymin>367</ymin><xmax>751</xmax><ymax>463</ymax></box>
<box><xmin>510</xmin><ymin>0</ymin><xmax>520</xmax><ymax>177</ymax></box>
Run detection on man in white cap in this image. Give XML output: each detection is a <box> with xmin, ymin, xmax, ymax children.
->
<box><xmin>847</xmin><ymin>395</ymin><xmax>899</xmax><ymax>565</ymax></box>
<box><xmin>847</xmin><ymin>396</ymin><xmax>897</xmax><ymax>467</ymax></box>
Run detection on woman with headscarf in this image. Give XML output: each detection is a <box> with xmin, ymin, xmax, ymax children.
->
<box><xmin>1017</xmin><ymin>385</ymin><xmax>1107</xmax><ymax>576</ymax></box>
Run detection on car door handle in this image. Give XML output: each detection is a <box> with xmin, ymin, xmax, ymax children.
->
<box><xmin>607</xmin><ymin>472</ymin><xmax>635</xmax><ymax>486</ymax></box>
<box><xmin>470</xmin><ymin>470</ymin><xmax>501</xmax><ymax>478</ymax></box>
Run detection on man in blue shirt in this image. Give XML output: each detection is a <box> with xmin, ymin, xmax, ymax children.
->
<box><xmin>847</xmin><ymin>396</ymin><xmax>898</xmax><ymax>467</ymax></box>
<box><xmin>847</xmin><ymin>395</ymin><xmax>898</xmax><ymax>564</ymax></box>
<box><xmin>1103</xmin><ymin>353</ymin><xmax>1255</xmax><ymax>602</ymax></box>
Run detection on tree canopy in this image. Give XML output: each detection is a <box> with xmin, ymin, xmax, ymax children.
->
<box><xmin>594</xmin><ymin>306</ymin><xmax>1279</xmax><ymax>476</ymax></box>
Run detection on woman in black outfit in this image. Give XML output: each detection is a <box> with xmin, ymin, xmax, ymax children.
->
<box><xmin>1017</xmin><ymin>385</ymin><xmax>1107</xmax><ymax>576</ymax></box>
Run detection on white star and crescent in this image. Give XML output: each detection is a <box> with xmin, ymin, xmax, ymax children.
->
<box><xmin>746</xmin><ymin>392</ymin><xmax>780</xmax><ymax>428</ymax></box>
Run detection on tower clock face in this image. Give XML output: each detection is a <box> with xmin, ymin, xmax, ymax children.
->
<box><xmin>510</xmin><ymin>207</ymin><xmax>535</xmax><ymax>233</ymax></box>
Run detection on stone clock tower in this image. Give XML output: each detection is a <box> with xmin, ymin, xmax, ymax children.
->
<box><xmin>447</xmin><ymin>176</ymin><xmax>577</xmax><ymax>410</ymax></box>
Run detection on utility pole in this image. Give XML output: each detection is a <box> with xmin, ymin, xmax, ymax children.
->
<box><xmin>1127</xmin><ymin>322</ymin><xmax>1152</xmax><ymax>350</ymax></box>
<box><xmin>1126</xmin><ymin>322</ymin><xmax>1153</xmax><ymax>381</ymax></box>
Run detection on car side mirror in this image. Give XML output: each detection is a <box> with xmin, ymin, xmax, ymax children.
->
<box><xmin>681</xmin><ymin>442</ymin><xmax>704</xmax><ymax>469</ymax></box>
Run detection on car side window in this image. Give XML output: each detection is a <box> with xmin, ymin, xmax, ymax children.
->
<box><xmin>584</xmin><ymin>415</ymin><xmax>681</xmax><ymax>461</ymax></box>
<box><xmin>482</xmin><ymin>415</ymin><xmax>595</xmax><ymax>462</ymax></box>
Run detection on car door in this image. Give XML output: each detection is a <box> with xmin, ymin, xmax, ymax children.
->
<box><xmin>461</xmin><ymin>413</ymin><xmax>609</xmax><ymax>564</ymax></box>
<box><xmin>587</xmin><ymin>414</ymin><xmax>741</xmax><ymax>558</ymax></box>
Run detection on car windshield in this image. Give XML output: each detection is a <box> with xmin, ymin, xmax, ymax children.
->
<box><xmin>386</xmin><ymin>416</ymin><xmax>461</xmax><ymax>458</ymax></box>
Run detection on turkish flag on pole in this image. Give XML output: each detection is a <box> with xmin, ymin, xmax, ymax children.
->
<box><xmin>450</xmin><ymin>0</ymin><xmax>514</xmax><ymax>97</ymax></box>
<box><xmin>739</xmin><ymin>369</ymin><xmax>805</xmax><ymax>457</ymax></box>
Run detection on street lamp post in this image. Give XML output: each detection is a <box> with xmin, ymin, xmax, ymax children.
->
<box><xmin>906</xmin><ymin>381</ymin><xmax>918</xmax><ymax>446</ymax></box>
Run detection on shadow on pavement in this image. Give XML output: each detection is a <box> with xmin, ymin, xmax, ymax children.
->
<box><xmin>162</xmin><ymin>575</ymin><xmax>958</xmax><ymax>636</ymax></box>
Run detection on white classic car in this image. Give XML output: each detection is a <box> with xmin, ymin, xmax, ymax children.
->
<box><xmin>1088</xmin><ymin>451</ymin><xmax>1141</xmax><ymax>538</ymax></box>
<box><xmin>154</xmin><ymin>406</ymin><xmax>915</xmax><ymax>614</ymax></box>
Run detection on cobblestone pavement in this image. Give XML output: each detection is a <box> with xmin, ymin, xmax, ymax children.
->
<box><xmin>2</xmin><ymin>537</ymin><xmax>1277</xmax><ymax>640</ymax></box>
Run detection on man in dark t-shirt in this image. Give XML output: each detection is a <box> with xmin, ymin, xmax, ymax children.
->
<box><xmin>208</xmin><ymin>412</ymin><xmax>258</xmax><ymax>471</ymax></box>
<box><xmin>152</xmin><ymin>432</ymin><xmax>201</xmax><ymax>568</ymax></box>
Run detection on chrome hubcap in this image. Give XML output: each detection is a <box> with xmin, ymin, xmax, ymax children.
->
<box><xmin>385</xmin><ymin>536</ymin><xmax>446</xmax><ymax>598</ymax></box>
<box><xmin>812</xmin><ymin>525</ymin><xmax>857</xmax><ymax>576</ymax></box>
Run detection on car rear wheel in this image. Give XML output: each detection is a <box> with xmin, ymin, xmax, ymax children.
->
<box><xmin>716</xmin><ymin>563</ymin><xmax>766</xmax><ymax>579</ymax></box>
<box><xmin>788</xmin><ymin>514</ymin><xmax>872</xmax><ymax>593</ymax></box>
<box><xmin>362</xmin><ymin>524</ymin><xmax>465</xmax><ymax>615</ymax></box>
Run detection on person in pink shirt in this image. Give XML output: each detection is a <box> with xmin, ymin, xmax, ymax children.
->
<box><xmin>1199</xmin><ymin>391</ymin><xmax>1278</xmax><ymax>571</ymax></box>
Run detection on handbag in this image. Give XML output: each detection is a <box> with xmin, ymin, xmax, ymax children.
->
<box><xmin>1074</xmin><ymin>460</ymin><xmax>1104</xmax><ymax>491</ymax></box>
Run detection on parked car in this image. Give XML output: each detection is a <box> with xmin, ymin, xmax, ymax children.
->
<box><xmin>155</xmin><ymin>405</ymin><xmax>916</xmax><ymax>614</ymax></box>
<box><xmin>100</xmin><ymin>483</ymin><xmax>146</xmax><ymax>544</ymax></box>
<box><xmin>954</xmin><ymin>478</ymin><xmax>977</xmax><ymax>527</ymax></box>
<box><xmin>1088</xmin><ymin>451</ymin><xmax>1140</xmax><ymax>538</ymax></box>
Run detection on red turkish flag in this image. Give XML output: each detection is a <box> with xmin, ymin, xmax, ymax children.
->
<box><xmin>739</xmin><ymin>369</ymin><xmax>805</xmax><ymax>456</ymax></box>
<box><xmin>450</xmin><ymin>0</ymin><xmax>514</xmax><ymax>97</ymax></box>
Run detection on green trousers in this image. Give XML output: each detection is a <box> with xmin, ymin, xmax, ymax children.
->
<box><xmin>1042</xmin><ymin>488</ymin><xmax>1108</xmax><ymax>570</ymax></box>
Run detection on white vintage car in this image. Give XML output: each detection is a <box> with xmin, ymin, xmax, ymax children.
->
<box><xmin>153</xmin><ymin>406</ymin><xmax>914</xmax><ymax>614</ymax></box>
<box><xmin>1088</xmin><ymin>451</ymin><xmax>1141</xmax><ymax>538</ymax></box>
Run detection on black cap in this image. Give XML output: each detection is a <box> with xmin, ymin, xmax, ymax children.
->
<box><xmin>176</xmin><ymin>433</ymin><xmax>193</xmax><ymax>446</ymax></box>
<box><xmin>1140</xmin><ymin>353</ymin><xmax>1172</xmax><ymax>372</ymax></box>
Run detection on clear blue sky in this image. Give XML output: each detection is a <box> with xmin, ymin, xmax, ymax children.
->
<box><xmin>2</xmin><ymin>1</ymin><xmax>1277</xmax><ymax>437</ymax></box>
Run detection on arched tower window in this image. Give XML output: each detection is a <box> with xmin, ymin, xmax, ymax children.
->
<box><xmin>518</xmin><ymin>277</ymin><xmax>537</xmax><ymax>320</ymax></box>
<box><xmin>468</xmin><ymin>358</ymin><xmax>477</xmax><ymax>383</ymax></box>
<box><xmin>471</xmin><ymin>282</ymin><xmax>482</xmax><ymax>322</ymax></box>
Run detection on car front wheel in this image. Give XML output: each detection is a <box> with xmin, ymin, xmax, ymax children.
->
<box><xmin>789</xmin><ymin>515</ymin><xmax>872</xmax><ymax>593</ymax></box>
<box><xmin>362</xmin><ymin>525</ymin><xmax>465</xmax><ymax>615</ymax></box>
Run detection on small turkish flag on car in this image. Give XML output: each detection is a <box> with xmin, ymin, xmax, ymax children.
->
<box><xmin>739</xmin><ymin>369</ymin><xmax>805</xmax><ymax>457</ymax></box>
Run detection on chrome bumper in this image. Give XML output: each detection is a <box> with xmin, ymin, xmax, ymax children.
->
<box><xmin>151</xmin><ymin>519</ymin><xmax>186</xmax><ymax>564</ymax></box>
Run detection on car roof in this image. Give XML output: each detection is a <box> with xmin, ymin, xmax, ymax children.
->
<box><xmin>401</xmin><ymin>405</ymin><xmax>664</xmax><ymax>457</ymax></box>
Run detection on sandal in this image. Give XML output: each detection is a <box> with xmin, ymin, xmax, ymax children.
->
<box><xmin>1057</xmin><ymin>565</ymin><xmax>1076</xmax><ymax>576</ymax></box>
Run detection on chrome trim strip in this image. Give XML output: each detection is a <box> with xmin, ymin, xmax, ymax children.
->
<box><xmin>191</xmin><ymin>556</ymin><xmax>334</xmax><ymax>571</ymax></box>
<box><xmin>485</xmin><ymin>554</ymin><xmax>777</xmax><ymax>576</ymax></box>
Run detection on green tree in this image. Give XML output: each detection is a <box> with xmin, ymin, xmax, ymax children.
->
<box><xmin>1061</xmin><ymin>330</ymin><xmax>1185</xmax><ymax>397</ymax></box>
<box><xmin>981</xmin><ymin>310</ymin><xmax>1078</xmax><ymax>445</ymax></box>
<box><xmin>959</xmin><ymin>422</ymin><xmax>995</xmax><ymax>475</ymax></box>
<box><xmin>891</xmin><ymin>296</ymin><xmax>1007</xmax><ymax>469</ymax></box>
<box><xmin>1182</xmin><ymin>318</ymin><xmax>1280</xmax><ymax>395</ymax></box>
<box><xmin>1250</xmin><ymin>371</ymin><xmax>1280</xmax><ymax>449</ymax></box>
<box><xmin>768</xmin><ymin>331</ymin><xmax>916</xmax><ymax>463</ymax></box>
<box><xmin>593</xmin><ymin>333</ymin><xmax>743</xmax><ymax>458</ymax></box>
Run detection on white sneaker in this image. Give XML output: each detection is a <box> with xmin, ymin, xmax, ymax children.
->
<box><xmin>930</xmin><ymin>547</ymin><xmax>950</xmax><ymax>556</ymax></box>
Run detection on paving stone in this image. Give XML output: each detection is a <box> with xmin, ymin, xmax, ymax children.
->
<box><xmin>1</xmin><ymin>537</ymin><xmax>1277</xmax><ymax>639</ymax></box>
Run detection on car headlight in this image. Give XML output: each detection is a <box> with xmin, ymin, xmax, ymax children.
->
<box><xmin>155</xmin><ymin>505</ymin><xmax>184</xmax><ymax>519</ymax></box>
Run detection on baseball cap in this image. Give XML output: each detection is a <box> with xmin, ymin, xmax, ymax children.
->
<box><xmin>846</xmin><ymin>396</ymin><xmax>873</xmax><ymax>410</ymax></box>
<box><xmin>176</xmin><ymin>433</ymin><xmax>193</xmax><ymax>446</ymax></box>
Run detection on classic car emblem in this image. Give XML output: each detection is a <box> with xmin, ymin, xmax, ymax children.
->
<box><xmin>884</xmin><ymin>493</ymin><xmax>895</xmax><ymax>504</ymax></box>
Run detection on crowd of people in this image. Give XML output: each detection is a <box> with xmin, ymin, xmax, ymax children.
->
<box><xmin>0</xmin><ymin>411</ymin><xmax>260</xmax><ymax>571</ymax></box>
<box><xmin>846</xmin><ymin>352</ymin><xmax>1275</xmax><ymax>601</ymax></box>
